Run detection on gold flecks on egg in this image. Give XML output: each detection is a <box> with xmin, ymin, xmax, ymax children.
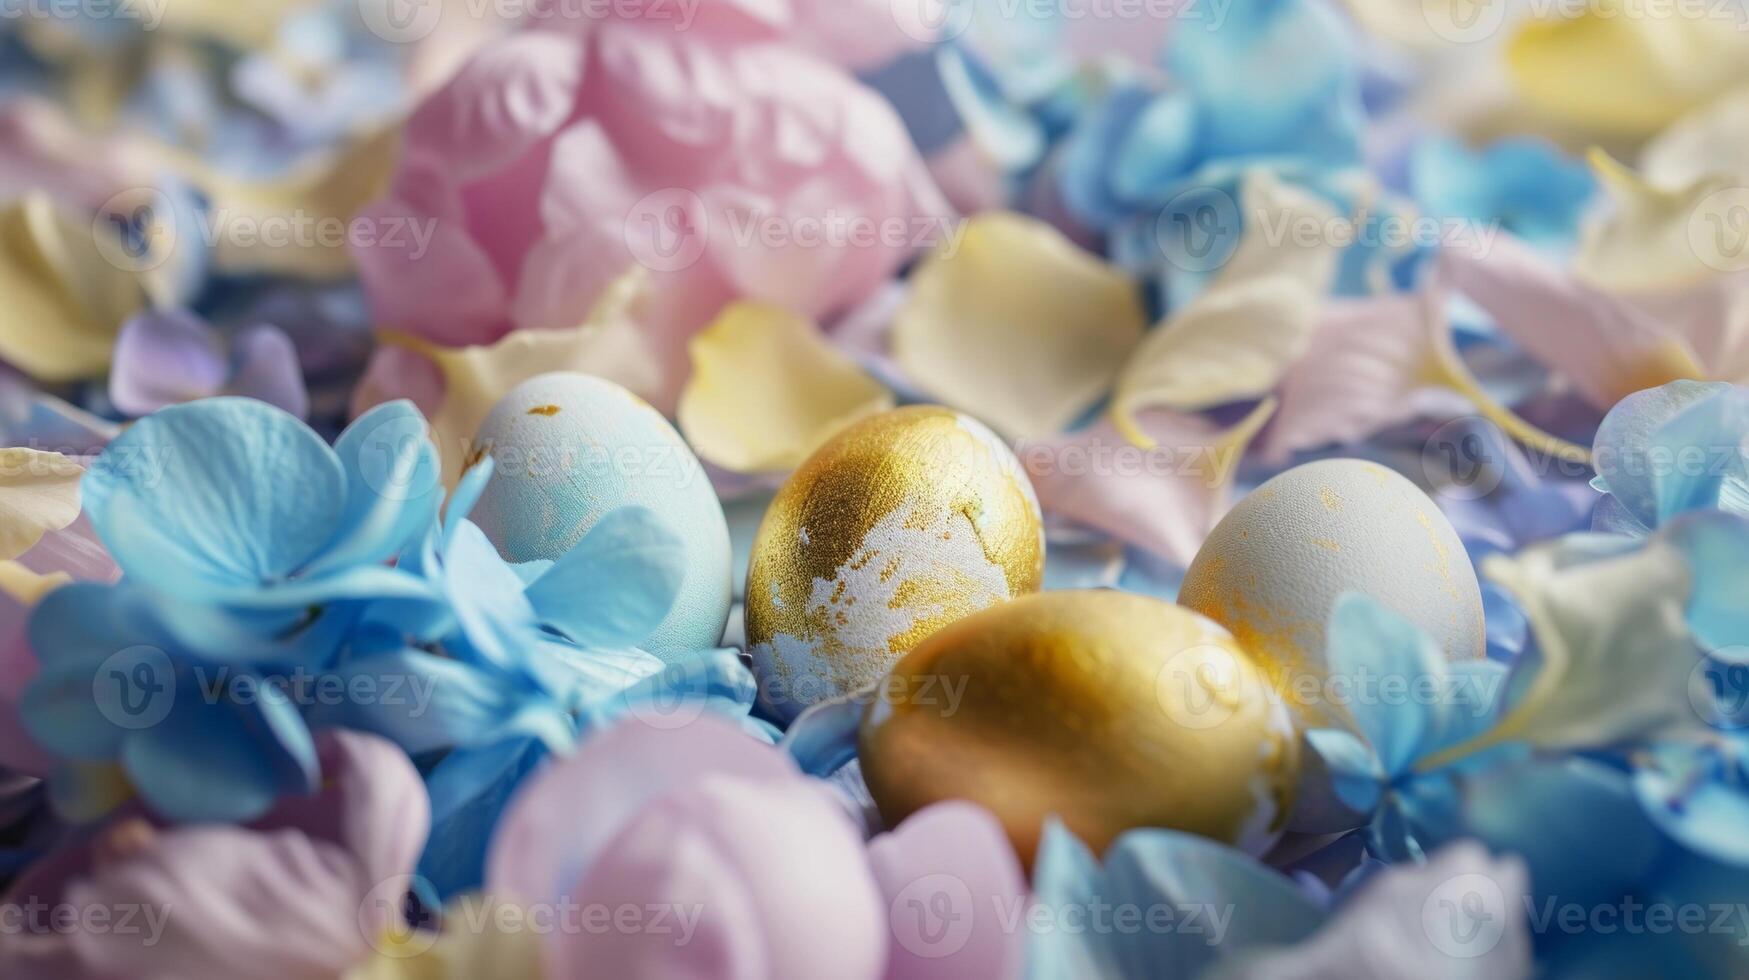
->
<box><xmin>746</xmin><ymin>407</ymin><xmax>1044</xmax><ymax>720</ymax></box>
<box><xmin>859</xmin><ymin>591</ymin><xmax>1299</xmax><ymax>868</ymax></box>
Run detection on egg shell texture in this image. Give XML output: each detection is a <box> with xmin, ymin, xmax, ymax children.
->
<box><xmin>470</xmin><ymin>372</ymin><xmax>733</xmax><ymax>656</ymax></box>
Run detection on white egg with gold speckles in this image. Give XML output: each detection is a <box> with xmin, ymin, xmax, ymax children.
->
<box><xmin>745</xmin><ymin>407</ymin><xmax>1044</xmax><ymax>722</ymax></box>
<box><xmin>470</xmin><ymin>372</ymin><xmax>732</xmax><ymax>658</ymax></box>
<box><xmin>1179</xmin><ymin>458</ymin><xmax>1484</xmax><ymax>725</ymax></box>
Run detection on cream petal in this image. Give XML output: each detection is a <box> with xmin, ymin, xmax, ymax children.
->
<box><xmin>893</xmin><ymin>211</ymin><xmax>1146</xmax><ymax>440</ymax></box>
<box><xmin>678</xmin><ymin>303</ymin><xmax>893</xmax><ymax>474</ymax></box>
<box><xmin>1111</xmin><ymin>172</ymin><xmax>1341</xmax><ymax>444</ymax></box>
<box><xmin>0</xmin><ymin>195</ymin><xmax>147</xmax><ymax>381</ymax></box>
<box><xmin>1575</xmin><ymin>151</ymin><xmax>1747</xmax><ymax>294</ymax></box>
<box><xmin>0</xmin><ymin>450</ymin><xmax>83</xmax><ymax>563</ymax></box>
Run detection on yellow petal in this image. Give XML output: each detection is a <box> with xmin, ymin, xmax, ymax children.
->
<box><xmin>1507</xmin><ymin>7</ymin><xmax>1749</xmax><ymax>137</ymax></box>
<box><xmin>1575</xmin><ymin>150</ymin><xmax>1744</xmax><ymax>293</ymax></box>
<box><xmin>155</xmin><ymin>0</ymin><xmax>318</xmax><ymax>48</ymax></box>
<box><xmin>194</xmin><ymin>126</ymin><xmax>402</xmax><ymax>281</ymax></box>
<box><xmin>679</xmin><ymin>302</ymin><xmax>894</xmax><ymax>474</ymax></box>
<box><xmin>0</xmin><ymin>194</ymin><xmax>146</xmax><ymax>381</ymax></box>
<box><xmin>1111</xmin><ymin>172</ymin><xmax>1342</xmax><ymax>445</ymax></box>
<box><xmin>389</xmin><ymin>269</ymin><xmax>662</xmax><ymax>487</ymax></box>
<box><xmin>0</xmin><ymin>562</ymin><xmax>71</xmax><ymax>605</ymax></box>
<box><xmin>892</xmin><ymin>211</ymin><xmax>1146</xmax><ymax>440</ymax></box>
<box><xmin>346</xmin><ymin>897</ymin><xmax>542</xmax><ymax>980</ymax></box>
<box><xmin>0</xmin><ymin>449</ymin><xmax>83</xmax><ymax>562</ymax></box>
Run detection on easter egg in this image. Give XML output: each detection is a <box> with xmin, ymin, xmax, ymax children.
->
<box><xmin>1178</xmin><ymin>458</ymin><xmax>1485</xmax><ymax>723</ymax></box>
<box><xmin>470</xmin><ymin>372</ymin><xmax>732</xmax><ymax>656</ymax></box>
<box><xmin>745</xmin><ymin>406</ymin><xmax>1044</xmax><ymax>721</ymax></box>
<box><xmin>859</xmin><ymin>590</ymin><xmax>1298</xmax><ymax>866</ymax></box>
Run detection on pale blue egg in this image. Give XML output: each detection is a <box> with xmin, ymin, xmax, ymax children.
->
<box><xmin>470</xmin><ymin>372</ymin><xmax>732</xmax><ymax>657</ymax></box>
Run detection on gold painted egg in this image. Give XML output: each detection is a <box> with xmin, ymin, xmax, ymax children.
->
<box><xmin>746</xmin><ymin>406</ymin><xmax>1044</xmax><ymax>721</ymax></box>
<box><xmin>858</xmin><ymin>590</ymin><xmax>1298</xmax><ymax>867</ymax></box>
<box><xmin>1179</xmin><ymin>458</ymin><xmax>1485</xmax><ymax>726</ymax></box>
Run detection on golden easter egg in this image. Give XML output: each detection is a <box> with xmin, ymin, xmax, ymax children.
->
<box><xmin>859</xmin><ymin>591</ymin><xmax>1298</xmax><ymax>867</ymax></box>
<box><xmin>1179</xmin><ymin>458</ymin><xmax>1485</xmax><ymax>725</ymax></box>
<box><xmin>746</xmin><ymin>406</ymin><xmax>1044</xmax><ymax>721</ymax></box>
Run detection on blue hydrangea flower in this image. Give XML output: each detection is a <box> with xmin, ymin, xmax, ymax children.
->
<box><xmin>1302</xmin><ymin>593</ymin><xmax>1516</xmax><ymax>859</ymax></box>
<box><xmin>1410</xmin><ymin>136</ymin><xmax>1596</xmax><ymax>251</ymax></box>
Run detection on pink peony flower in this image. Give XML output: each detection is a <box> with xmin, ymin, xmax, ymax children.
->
<box><xmin>484</xmin><ymin>715</ymin><xmax>1029</xmax><ymax>980</ymax></box>
<box><xmin>354</xmin><ymin>3</ymin><xmax>950</xmax><ymax>409</ymax></box>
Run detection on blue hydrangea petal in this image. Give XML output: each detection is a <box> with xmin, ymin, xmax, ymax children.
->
<box><xmin>420</xmin><ymin>737</ymin><xmax>550</xmax><ymax>900</ymax></box>
<box><xmin>120</xmin><ymin>681</ymin><xmax>318</xmax><ymax>823</ymax></box>
<box><xmin>82</xmin><ymin>398</ymin><xmax>345</xmax><ymax>599</ymax></box>
<box><xmin>1663</xmin><ymin>511</ymin><xmax>1749</xmax><ymax>651</ymax></box>
<box><xmin>573</xmin><ymin>648</ymin><xmax>757</xmax><ymax>736</ymax></box>
<box><xmin>1634</xmin><ymin>745</ymin><xmax>1749</xmax><ymax>867</ymax></box>
<box><xmin>1650</xmin><ymin>388</ymin><xmax>1749</xmax><ymax>524</ymax></box>
<box><xmin>1109</xmin><ymin>92</ymin><xmax>1198</xmax><ymax>204</ymax></box>
<box><xmin>441</xmin><ymin>520</ymin><xmax>540</xmax><ymax>671</ymax></box>
<box><xmin>1325</xmin><ymin>593</ymin><xmax>1439</xmax><ymax>776</ymax></box>
<box><xmin>524</xmin><ymin>505</ymin><xmax>686</xmax><ymax>649</ymax></box>
<box><xmin>304</xmin><ymin>400</ymin><xmax>442</xmax><ymax>575</ymax></box>
<box><xmin>1592</xmin><ymin>381</ymin><xmax>1731</xmax><ymax>529</ymax></box>
<box><xmin>524</xmin><ymin>638</ymin><xmax>664</xmax><ymax>711</ymax></box>
<box><xmin>780</xmin><ymin>687</ymin><xmax>869</xmax><ymax>777</ymax></box>
<box><xmin>444</xmin><ymin>455</ymin><xmax>497</xmax><ymax>536</ymax></box>
<box><xmin>308</xmin><ymin>649</ymin><xmax>572</xmax><ymax>754</ymax></box>
<box><xmin>21</xmin><ymin>582</ymin><xmax>171</xmax><ymax>760</ymax></box>
<box><xmin>1304</xmin><ymin>728</ymin><xmax>1384</xmax><ymax>817</ymax></box>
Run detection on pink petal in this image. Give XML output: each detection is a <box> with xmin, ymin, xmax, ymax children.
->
<box><xmin>1024</xmin><ymin>407</ymin><xmax>1267</xmax><ymax>567</ymax></box>
<box><xmin>867</xmin><ymin>802</ymin><xmax>1028</xmax><ymax>980</ymax></box>
<box><xmin>403</xmin><ymin>31</ymin><xmax>587</xmax><ymax>186</ymax></box>
<box><xmin>1261</xmin><ymin>290</ymin><xmax>1467</xmax><ymax>462</ymax></box>
<box><xmin>546</xmin><ymin>777</ymin><xmax>886</xmax><ymax>980</ymax></box>
<box><xmin>487</xmin><ymin>715</ymin><xmax>796</xmax><ymax>906</ymax></box>
<box><xmin>1440</xmin><ymin>235</ymin><xmax>1705</xmax><ymax>409</ymax></box>
<box><xmin>349</xmin><ymin>345</ymin><xmax>446</xmax><ymax>422</ymax></box>
<box><xmin>66</xmin><ymin>827</ymin><xmax>373</xmax><ymax>980</ymax></box>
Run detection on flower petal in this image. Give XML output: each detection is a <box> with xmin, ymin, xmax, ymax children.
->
<box><xmin>0</xmin><ymin>195</ymin><xmax>145</xmax><ymax>381</ymax></box>
<box><xmin>83</xmin><ymin>398</ymin><xmax>346</xmax><ymax>596</ymax></box>
<box><xmin>867</xmin><ymin>801</ymin><xmax>1028</xmax><ymax>980</ymax></box>
<box><xmin>524</xmin><ymin>505</ymin><xmax>687</xmax><ymax>648</ymax></box>
<box><xmin>678</xmin><ymin>303</ymin><xmax>894</xmax><ymax>473</ymax></box>
<box><xmin>1576</xmin><ymin>152</ymin><xmax>1747</xmax><ymax>293</ymax></box>
<box><xmin>1110</xmin><ymin>172</ymin><xmax>1341</xmax><ymax>437</ymax></box>
<box><xmin>0</xmin><ymin>449</ymin><xmax>83</xmax><ymax>562</ymax></box>
<box><xmin>107</xmin><ymin>310</ymin><xmax>228</xmax><ymax>417</ymax></box>
<box><xmin>226</xmin><ymin>324</ymin><xmax>311</xmax><ymax>419</ymax></box>
<box><xmin>893</xmin><ymin>212</ymin><xmax>1146</xmax><ymax>439</ymax></box>
<box><xmin>311</xmin><ymin>400</ymin><xmax>444</xmax><ymax>575</ymax></box>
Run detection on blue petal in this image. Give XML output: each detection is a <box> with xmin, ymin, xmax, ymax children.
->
<box><xmin>573</xmin><ymin>648</ymin><xmax>757</xmax><ymax>736</ymax></box>
<box><xmin>1634</xmin><ymin>745</ymin><xmax>1749</xmax><ymax>866</ymax></box>
<box><xmin>22</xmin><ymin>583</ymin><xmax>174</xmax><ymax>760</ymax></box>
<box><xmin>441</xmin><ymin>520</ymin><xmax>540</xmax><ymax>671</ymax></box>
<box><xmin>305</xmin><ymin>400</ymin><xmax>443</xmax><ymax>575</ymax></box>
<box><xmin>779</xmin><ymin>688</ymin><xmax>868</xmax><ymax>777</ymax></box>
<box><xmin>1650</xmin><ymin>387</ymin><xmax>1749</xmax><ymax>524</ymax></box>
<box><xmin>522</xmin><ymin>637</ymin><xmax>664</xmax><ymax>710</ymax></box>
<box><xmin>524</xmin><ymin>505</ymin><xmax>686</xmax><ymax>648</ymax></box>
<box><xmin>1591</xmin><ymin>381</ymin><xmax>1731</xmax><ymax>529</ymax></box>
<box><xmin>1452</xmin><ymin>757</ymin><xmax>1664</xmax><ymax>907</ymax></box>
<box><xmin>120</xmin><ymin>680</ymin><xmax>318</xmax><ymax>823</ymax></box>
<box><xmin>444</xmin><ymin>454</ymin><xmax>497</xmax><ymax>536</ymax></box>
<box><xmin>82</xmin><ymin>398</ymin><xmax>345</xmax><ymax>598</ymax></box>
<box><xmin>1663</xmin><ymin>511</ymin><xmax>1749</xmax><ymax>652</ymax></box>
<box><xmin>420</xmin><ymin>737</ymin><xmax>550</xmax><ymax>900</ymax></box>
<box><xmin>1030</xmin><ymin>819</ymin><xmax>1326</xmax><ymax>979</ymax></box>
<box><xmin>308</xmin><ymin>649</ymin><xmax>573</xmax><ymax>754</ymax></box>
<box><xmin>1304</xmin><ymin>728</ymin><xmax>1384</xmax><ymax>817</ymax></box>
<box><xmin>1325</xmin><ymin>593</ymin><xmax>1439</xmax><ymax>776</ymax></box>
<box><xmin>1109</xmin><ymin>91</ymin><xmax>1199</xmax><ymax>204</ymax></box>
